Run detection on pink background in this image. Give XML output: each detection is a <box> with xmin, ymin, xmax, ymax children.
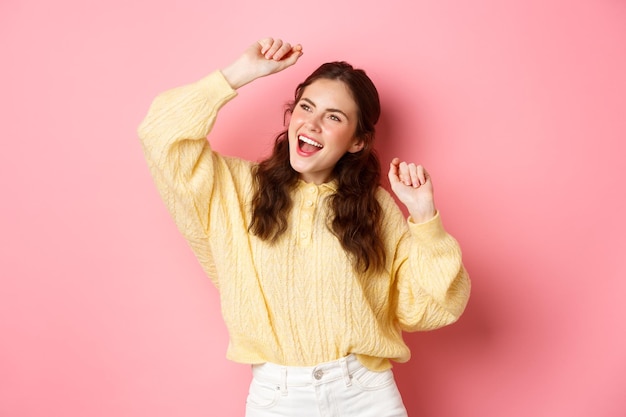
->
<box><xmin>1</xmin><ymin>0</ymin><xmax>625</xmax><ymax>416</ymax></box>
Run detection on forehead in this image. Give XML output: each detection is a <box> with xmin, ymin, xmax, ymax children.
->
<box><xmin>301</xmin><ymin>78</ymin><xmax>358</xmax><ymax>114</ymax></box>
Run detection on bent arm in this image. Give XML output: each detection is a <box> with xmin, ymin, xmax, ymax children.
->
<box><xmin>138</xmin><ymin>36</ymin><xmax>302</xmax><ymax>207</ymax></box>
<box><xmin>391</xmin><ymin>212</ymin><xmax>471</xmax><ymax>332</ymax></box>
<box><xmin>137</xmin><ymin>38</ymin><xmax>303</xmax><ymax>285</ymax></box>
<box><xmin>137</xmin><ymin>71</ymin><xmax>238</xmax><ymax>283</ymax></box>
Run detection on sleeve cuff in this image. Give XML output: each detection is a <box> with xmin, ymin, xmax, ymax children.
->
<box><xmin>195</xmin><ymin>70</ymin><xmax>238</xmax><ymax>100</ymax></box>
<box><xmin>407</xmin><ymin>211</ymin><xmax>448</xmax><ymax>244</ymax></box>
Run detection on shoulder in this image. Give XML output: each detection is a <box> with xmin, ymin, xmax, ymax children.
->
<box><xmin>222</xmin><ymin>154</ymin><xmax>255</xmax><ymax>174</ymax></box>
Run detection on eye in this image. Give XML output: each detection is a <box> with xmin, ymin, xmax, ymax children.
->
<box><xmin>328</xmin><ymin>114</ymin><xmax>342</xmax><ymax>122</ymax></box>
<box><xmin>299</xmin><ymin>103</ymin><xmax>311</xmax><ymax>112</ymax></box>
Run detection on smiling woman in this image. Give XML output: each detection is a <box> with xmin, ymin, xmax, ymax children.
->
<box><xmin>137</xmin><ymin>37</ymin><xmax>470</xmax><ymax>417</ymax></box>
<box><xmin>289</xmin><ymin>78</ymin><xmax>364</xmax><ymax>184</ymax></box>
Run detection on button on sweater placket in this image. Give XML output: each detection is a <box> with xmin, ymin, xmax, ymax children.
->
<box><xmin>298</xmin><ymin>186</ymin><xmax>318</xmax><ymax>246</ymax></box>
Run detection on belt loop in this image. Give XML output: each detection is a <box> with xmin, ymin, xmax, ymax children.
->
<box><xmin>340</xmin><ymin>357</ymin><xmax>352</xmax><ymax>387</ymax></box>
<box><xmin>280</xmin><ymin>367</ymin><xmax>288</xmax><ymax>396</ymax></box>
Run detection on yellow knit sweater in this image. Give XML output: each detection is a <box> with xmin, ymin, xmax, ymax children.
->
<box><xmin>138</xmin><ymin>71</ymin><xmax>470</xmax><ymax>371</ymax></box>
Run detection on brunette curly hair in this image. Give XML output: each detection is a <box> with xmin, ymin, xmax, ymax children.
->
<box><xmin>249</xmin><ymin>61</ymin><xmax>385</xmax><ymax>273</ymax></box>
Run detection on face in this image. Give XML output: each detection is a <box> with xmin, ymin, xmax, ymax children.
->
<box><xmin>287</xmin><ymin>78</ymin><xmax>364</xmax><ymax>184</ymax></box>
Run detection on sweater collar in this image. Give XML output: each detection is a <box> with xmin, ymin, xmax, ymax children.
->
<box><xmin>296</xmin><ymin>179</ymin><xmax>338</xmax><ymax>193</ymax></box>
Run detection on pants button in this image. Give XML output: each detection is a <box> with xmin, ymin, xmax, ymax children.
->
<box><xmin>313</xmin><ymin>369</ymin><xmax>324</xmax><ymax>380</ymax></box>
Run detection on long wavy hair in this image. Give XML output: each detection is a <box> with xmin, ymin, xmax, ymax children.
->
<box><xmin>249</xmin><ymin>61</ymin><xmax>385</xmax><ymax>273</ymax></box>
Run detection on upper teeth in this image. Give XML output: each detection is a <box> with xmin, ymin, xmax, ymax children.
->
<box><xmin>299</xmin><ymin>136</ymin><xmax>323</xmax><ymax>148</ymax></box>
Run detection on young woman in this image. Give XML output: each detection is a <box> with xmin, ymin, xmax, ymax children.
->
<box><xmin>138</xmin><ymin>38</ymin><xmax>470</xmax><ymax>417</ymax></box>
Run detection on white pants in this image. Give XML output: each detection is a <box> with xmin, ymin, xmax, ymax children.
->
<box><xmin>245</xmin><ymin>354</ymin><xmax>408</xmax><ymax>417</ymax></box>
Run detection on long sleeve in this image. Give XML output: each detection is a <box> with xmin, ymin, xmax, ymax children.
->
<box><xmin>137</xmin><ymin>71</ymin><xmax>243</xmax><ymax>285</ymax></box>
<box><xmin>383</xmin><ymin>194</ymin><xmax>471</xmax><ymax>332</ymax></box>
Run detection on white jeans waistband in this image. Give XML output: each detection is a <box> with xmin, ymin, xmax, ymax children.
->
<box><xmin>251</xmin><ymin>354</ymin><xmax>362</xmax><ymax>388</ymax></box>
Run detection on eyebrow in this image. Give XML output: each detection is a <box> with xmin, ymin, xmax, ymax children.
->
<box><xmin>301</xmin><ymin>97</ymin><xmax>350</xmax><ymax>120</ymax></box>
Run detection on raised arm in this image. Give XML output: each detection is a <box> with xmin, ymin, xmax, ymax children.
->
<box><xmin>138</xmin><ymin>37</ymin><xmax>303</xmax><ymax>187</ymax></box>
<box><xmin>137</xmin><ymin>38</ymin><xmax>302</xmax><ymax>284</ymax></box>
<box><xmin>222</xmin><ymin>38</ymin><xmax>303</xmax><ymax>89</ymax></box>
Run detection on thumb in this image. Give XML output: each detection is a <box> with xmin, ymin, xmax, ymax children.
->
<box><xmin>273</xmin><ymin>44</ymin><xmax>303</xmax><ymax>71</ymax></box>
<box><xmin>388</xmin><ymin>158</ymin><xmax>401</xmax><ymax>184</ymax></box>
<box><xmin>283</xmin><ymin>45</ymin><xmax>303</xmax><ymax>66</ymax></box>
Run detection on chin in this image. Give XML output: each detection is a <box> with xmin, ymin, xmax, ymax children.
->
<box><xmin>288</xmin><ymin>162</ymin><xmax>305</xmax><ymax>177</ymax></box>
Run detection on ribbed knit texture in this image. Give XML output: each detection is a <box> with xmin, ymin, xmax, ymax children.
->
<box><xmin>138</xmin><ymin>71</ymin><xmax>471</xmax><ymax>371</ymax></box>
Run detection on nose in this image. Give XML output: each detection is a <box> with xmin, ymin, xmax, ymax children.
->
<box><xmin>304</xmin><ymin>113</ymin><xmax>322</xmax><ymax>132</ymax></box>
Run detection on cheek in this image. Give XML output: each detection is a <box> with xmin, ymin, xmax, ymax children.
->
<box><xmin>287</xmin><ymin>113</ymin><xmax>302</xmax><ymax>133</ymax></box>
<box><xmin>327</xmin><ymin>126</ymin><xmax>355</xmax><ymax>144</ymax></box>
<box><xmin>287</xmin><ymin>122</ymin><xmax>299</xmax><ymax>147</ymax></box>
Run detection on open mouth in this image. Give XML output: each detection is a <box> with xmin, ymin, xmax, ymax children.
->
<box><xmin>298</xmin><ymin>135</ymin><xmax>323</xmax><ymax>154</ymax></box>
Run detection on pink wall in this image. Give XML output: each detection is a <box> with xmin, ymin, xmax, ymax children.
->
<box><xmin>1</xmin><ymin>0</ymin><xmax>625</xmax><ymax>416</ymax></box>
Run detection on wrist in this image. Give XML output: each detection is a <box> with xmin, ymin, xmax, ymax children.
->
<box><xmin>408</xmin><ymin>204</ymin><xmax>436</xmax><ymax>224</ymax></box>
<box><xmin>221</xmin><ymin>60</ymin><xmax>255</xmax><ymax>90</ymax></box>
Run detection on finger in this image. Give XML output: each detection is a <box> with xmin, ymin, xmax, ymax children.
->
<box><xmin>281</xmin><ymin>45</ymin><xmax>304</xmax><ymax>66</ymax></box>
<box><xmin>417</xmin><ymin>165</ymin><xmax>427</xmax><ymax>185</ymax></box>
<box><xmin>408</xmin><ymin>163</ymin><xmax>420</xmax><ymax>188</ymax></box>
<box><xmin>264</xmin><ymin>39</ymin><xmax>284</xmax><ymax>59</ymax></box>
<box><xmin>398</xmin><ymin>161</ymin><xmax>411</xmax><ymax>186</ymax></box>
<box><xmin>258</xmin><ymin>37</ymin><xmax>274</xmax><ymax>55</ymax></box>
<box><xmin>272</xmin><ymin>42</ymin><xmax>293</xmax><ymax>60</ymax></box>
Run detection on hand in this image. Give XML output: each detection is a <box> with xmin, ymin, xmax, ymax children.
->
<box><xmin>222</xmin><ymin>38</ymin><xmax>303</xmax><ymax>89</ymax></box>
<box><xmin>388</xmin><ymin>157</ymin><xmax>436</xmax><ymax>223</ymax></box>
